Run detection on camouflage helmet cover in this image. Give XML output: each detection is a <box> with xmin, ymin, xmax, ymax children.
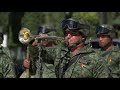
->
<box><xmin>96</xmin><ymin>24</ymin><xmax>116</xmax><ymax>38</ymax></box>
<box><xmin>77</xmin><ymin>18</ymin><xmax>90</xmax><ymax>37</ymax></box>
<box><xmin>37</xmin><ymin>24</ymin><xmax>56</xmax><ymax>36</ymax></box>
<box><xmin>61</xmin><ymin>17</ymin><xmax>90</xmax><ymax>37</ymax></box>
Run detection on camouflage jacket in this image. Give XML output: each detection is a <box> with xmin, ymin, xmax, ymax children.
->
<box><xmin>0</xmin><ymin>45</ymin><xmax>12</xmax><ymax>59</ymax></box>
<box><xmin>36</xmin><ymin>45</ymin><xmax>58</xmax><ymax>78</ymax></box>
<box><xmin>93</xmin><ymin>45</ymin><xmax>120</xmax><ymax>78</ymax></box>
<box><xmin>29</xmin><ymin>44</ymin><xmax>59</xmax><ymax>78</ymax></box>
<box><xmin>59</xmin><ymin>45</ymin><xmax>96</xmax><ymax>78</ymax></box>
<box><xmin>0</xmin><ymin>46</ymin><xmax>16</xmax><ymax>78</ymax></box>
<box><xmin>28</xmin><ymin>43</ymin><xmax>96</xmax><ymax>78</ymax></box>
<box><xmin>78</xmin><ymin>45</ymin><xmax>120</xmax><ymax>78</ymax></box>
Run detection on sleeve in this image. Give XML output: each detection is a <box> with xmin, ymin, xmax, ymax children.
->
<box><xmin>109</xmin><ymin>51</ymin><xmax>120</xmax><ymax>78</ymax></box>
<box><xmin>54</xmin><ymin>46</ymin><xmax>62</xmax><ymax>67</ymax></box>
<box><xmin>1</xmin><ymin>55</ymin><xmax>16</xmax><ymax>78</ymax></box>
<box><xmin>2</xmin><ymin>47</ymin><xmax>12</xmax><ymax>59</ymax></box>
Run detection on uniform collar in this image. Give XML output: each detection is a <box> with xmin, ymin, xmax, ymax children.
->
<box><xmin>72</xmin><ymin>45</ymin><xmax>94</xmax><ymax>57</ymax></box>
<box><xmin>100</xmin><ymin>45</ymin><xmax>119</xmax><ymax>52</ymax></box>
<box><xmin>108</xmin><ymin>45</ymin><xmax>119</xmax><ymax>52</ymax></box>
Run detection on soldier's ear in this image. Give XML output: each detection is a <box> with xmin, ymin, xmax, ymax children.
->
<box><xmin>82</xmin><ymin>37</ymin><xmax>85</xmax><ymax>40</ymax></box>
<box><xmin>82</xmin><ymin>37</ymin><xmax>86</xmax><ymax>42</ymax></box>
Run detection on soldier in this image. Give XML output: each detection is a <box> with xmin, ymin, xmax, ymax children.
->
<box><xmin>93</xmin><ymin>24</ymin><xmax>120</xmax><ymax>78</ymax></box>
<box><xmin>32</xmin><ymin>25</ymin><xmax>56</xmax><ymax>46</ymax></box>
<box><xmin>0</xmin><ymin>32</ymin><xmax>16</xmax><ymax>78</ymax></box>
<box><xmin>55</xmin><ymin>17</ymin><xmax>97</xmax><ymax>78</ymax></box>
<box><xmin>22</xmin><ymin>25</ymin><xmax>57</xmax><ymax>78</ymax></box>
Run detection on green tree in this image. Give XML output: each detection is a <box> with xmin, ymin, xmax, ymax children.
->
<box><xmin>22</xmin><ymin>12</ymin><xmax>65</xmax><ymax>36</ymax></box>
<box><xmin>22</xmin><ymin>12</ymin><xmax>45</xmax><ymax>34</ymax></box>
<box><xmin>73</xmin><ymin>12</ymin><xmax>99</xmax><ymax>38</ymax></box>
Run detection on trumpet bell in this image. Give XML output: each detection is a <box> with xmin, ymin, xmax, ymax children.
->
<box><xmin>19</xmin><ymin>28</ymin><xmax>32</xmax><ymax>44</ymax></box>
<box><xmin>18</xmin><ymin>27</ymin><xmax>65</xmax><ymax>45</ymax></box>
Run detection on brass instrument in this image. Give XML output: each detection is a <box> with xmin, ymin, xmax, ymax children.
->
<box><xmin>19</xmin><ymin>27</ymin><xmax>65</xmax><ymax>78</ymax></box>
<box><xmin>18</xmin><ymin>27</ymin><xmax>64</xmax><ymax>45</ymax></box>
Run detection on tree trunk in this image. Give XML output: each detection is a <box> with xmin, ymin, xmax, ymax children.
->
<box><xmin>9</xmin><ymin>12</ymin><xmax>24</xmax><ymax>44</ymax></box>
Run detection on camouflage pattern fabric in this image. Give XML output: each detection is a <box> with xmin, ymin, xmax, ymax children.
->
<box><xmin>29</xmin><ymin>44</ymin><xmax>60</xmax><ymax>78</ymax></box>
<box><xmin>28</xmin><ymin>43</ymin><xmax>100</xmax><ymax>78</ymax></box>
<box><xmin>0</xmin><ymin>46</ymin><xmax>16</xmax><ymax>78</ymax></box>
<box><xmin>29</xmin><ymin>45</ymin><xmax>39</xmax><ymax>75</ymax></box>
<box><xmin>0</xmin><ymin>45</ymin><xmax>12</xmax><ymax>59</ymax></box>
<box><xmin>41</xmin><ymin>46</ymin><xmax>58</xmax><ymax>78</ymax></box>
<box><xmin>60</xmin><ymin>45</ymin><xmax>96</xmax><ymax>78</ymax></box>
<box><xmin>54</xmin><ymin>43</ymin><xmax>70</xmax><ymax>78</ymax></box>
<box><xmin>35</xmin><ymin>46</ymin><xmax>56</xmax><ymax>78</ymax></box>
<box><xmin>93</xmin><ymin>45</ymin><xmax>120</xmax><ymax>78</ymax></box>
<box><xmin>78</xmin><ymin>45</ymin><xmax>120</xmax><ymax>78</ymax></box>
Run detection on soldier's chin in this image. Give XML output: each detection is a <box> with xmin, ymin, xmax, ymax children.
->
<box><xmin>99</xmin><ymin>44</ymin><xmax>105</xmax><ymax>48</ymax></box>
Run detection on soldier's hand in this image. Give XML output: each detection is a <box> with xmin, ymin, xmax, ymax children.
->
<box><xmin>32</xmin><ymin>40</ymin><xmax>38</xmax><ymax>46</ymax></box>
<box><xmin>23</xmin><ymin>59</ymin><xmax>30</xmax><ymax>69</ymax></box>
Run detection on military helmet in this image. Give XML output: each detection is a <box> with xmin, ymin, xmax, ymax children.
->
<box><xmin>37</xmin><ymin>25</ymin><xmax>56</xmax><ymax>36</ymax></box>
<box><xmin>61</xmin><ymin>17</ymin><xmax>90</xmax><ymax>37</ymax></box>
<box><xmin>96</xmin><ymin>24</ymin><xmax>116</xmax><ymax>38</ymax></box>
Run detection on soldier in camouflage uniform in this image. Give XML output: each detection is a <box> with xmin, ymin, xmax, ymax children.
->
<box><xmin>23</xmin><ymin>25</ymin><xmax>57</xmax><ymax>78</ymax></box>
<box><xmin>54</xmin><ymin>17</ymin><xmax>97</xmax><ymax>78</ymax></box>
<box><xmin>78</xmin><ymin>24</ymin><xmax>120</xmax><ymax>78</ymax></box>
<box><xmin>93</xmin><ymin>24</ymin><xmax>120</xmax><ymax>78</ymax></box>
<box><xmin>0</xmin><ymin>32</ymin><xmax>16</xmax><ymax>78</ymax></box>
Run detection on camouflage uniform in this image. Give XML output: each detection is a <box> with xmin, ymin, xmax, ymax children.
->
<box><xmin>54</xmin><ymin>17</ymin><xmax>98</xmax><ymax>78</ymax></box>
<box><xmin>79</xmin><ymin>24</ymin><xmax>120</xmax><ymax>78</ymax></box>
<box><xmin>95</xmin><ymin>24</ymin><xmax>120</xmax><ymax>78</ymax></box>
<box><xmin>63</xmin><ymin>45</ymin><xmax>96</xmax><ymax>78</ymax></box>
<box><xmin>53</xmin><ymin>40</ymin><xmax>100</xmax><ymax>78</ymax></box>
<box><xmin>41</xmin><ymin>46</ymin><xmax>58</xmax><ymax>78</ymax></box>
<box><xmin>29</xmin><ymin>44</ymin><xmax>61</xmax><ymax>78</ymax></box>
<box><xmin>0</xmin><ymin>45</ymin><xmax>16</xmax><ymax>78</ymax></box>
<box><xmin>93</xmin><ymin>45</ymin><xmax>120</xmax><ymax>78</ymax></box>
<box><xmin>2</xmin><ymin>47</ymin><xmax>12</xmax><ymax>59</ymax></box>
<box><xmin>28</xmin><ymin>25</ymin><xmax>58</xmax><ymax>78</ymax></box>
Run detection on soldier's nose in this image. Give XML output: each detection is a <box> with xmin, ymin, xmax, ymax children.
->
<box><xmin>99</xmin><ymin>37</ymin><xmax>103</xmax><ymax>41</ymax></box>
<box><xmin>67</xmin><ymin>33</ymin><xmax>72</xmax><ymax>38</ymax></box>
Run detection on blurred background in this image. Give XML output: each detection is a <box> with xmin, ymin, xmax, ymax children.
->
<box><xmin>0</xmin><ymin>12</ymin><xmax>120</xmax><ymax>66</ymax></box>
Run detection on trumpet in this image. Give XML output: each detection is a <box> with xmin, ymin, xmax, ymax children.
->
<box><xmin>18</xmin><ymin>27</ymin><xmax>65</xmax><ymax>45</ymax></box>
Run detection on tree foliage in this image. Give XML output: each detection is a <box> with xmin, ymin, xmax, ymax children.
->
<box><xmin>0</xmin><ymin>12</ymin><xmax>9</xmax><ymax>32</ymax></box>
<box><xmin>73</xmin><ymin>12</ymin><xmax>99</xmax><ymax>38</ymax></box>
<box><xmin>0</xmin><ymin>12</ymin><xmax>120</xmax><ymax>48</ymax></box>
<box><xmin>73</xmin><ymin>12</ymin><xmax>99</xmax><ymax>25</ymax></box>
<box><xmin>21</xmin><ymin>12</ymin><xmax>64</xmax><ymax>36</ymax></box>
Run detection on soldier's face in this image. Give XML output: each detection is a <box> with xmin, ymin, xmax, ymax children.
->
<box><xmin>64</xmin><ymin>31</ymin><xmax>82</xmax><ymax>46</ymax></box>
<box><xmin>39</xmin><ymin>33</ymin><xmax>48</xmax><ymax>37</ymax></box>
<box><xmin>97</xmin><ymin>35</ymin><xmax>112</xmax><ymax>48</ymax></box>
<box><xmin>38</xmin><ymin>33</ymin><xmax>49</xmax><ymax>45</ymax></box>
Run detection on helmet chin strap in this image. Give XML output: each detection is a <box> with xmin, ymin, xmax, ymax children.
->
<box><xmin>68</xmin><ymin>38</ymin><xmax>85</xmax><ymax>49</ymax></box>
